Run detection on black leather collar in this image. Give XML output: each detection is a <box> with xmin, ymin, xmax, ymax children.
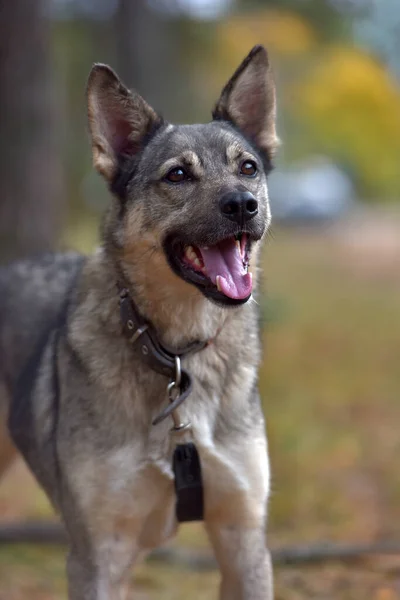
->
<box><xmin>118</xmin><ymin>286</ymin><xmax>208</xmax><ymax>425</ymax></box>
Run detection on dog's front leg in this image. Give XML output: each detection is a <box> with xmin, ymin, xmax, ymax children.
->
<box><xmin>206</xmin><ymin>523</ymin><xmax>273</xmax><ymax>600</ymax></box>
<box><xmin>66</xmin><ymin>538</ymin><xmax>138</xmax><ymax>600</ymax></box>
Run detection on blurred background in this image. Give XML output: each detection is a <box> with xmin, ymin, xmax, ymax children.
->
<box><xmin>0</xmin><ymin>0</ymin><xmax>400</xmax><ymax>598</ymax></box>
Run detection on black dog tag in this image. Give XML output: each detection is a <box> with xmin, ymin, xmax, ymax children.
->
<box><xmin>173</xmin><ymin>442</ymin><xmax>204</xmax><ymax>522</ymax></box>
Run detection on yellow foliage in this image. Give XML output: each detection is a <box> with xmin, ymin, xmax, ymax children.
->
<box><xmin>196</xmin><ymin>7</ymin><xmax>400</xmax><ymax>199</ymax></box>
<box><xmin>216</xmin><ymin>8</ymin><xmax>316</xmax><ymax>66</ymax></box>
<box><xmin>197</xmin><ymin>8</ymin><xmax>315</xmax><ymax>123</ymax></box>
<box><xmin>294</xmin><ymin>46</ymin><xmax>400</xmax><ymax>198</ymax></box>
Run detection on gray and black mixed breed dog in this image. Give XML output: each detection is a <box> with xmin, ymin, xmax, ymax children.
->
<box><xmin>0</xmin><ymin>45</ymin><xmax>279</xmax><ymax>599</ymax></box>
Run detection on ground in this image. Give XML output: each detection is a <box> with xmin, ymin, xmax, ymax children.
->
<box><xmin>1</xmin><ymin>207</ymin><xmax>400</xmax><ymax>598</ymax></box>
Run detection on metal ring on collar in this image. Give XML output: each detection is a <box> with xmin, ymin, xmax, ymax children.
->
<box><xmin>167</xmin><ymin>380</ymin><xmax>180</xmax><ymax>401</ymax></box>
<box><xmin>170</xmin><ymin>421</ymin><xmax>191</xmax><ymax>434</ymax></box>
<box><xmin>174</xmin><ymin>356</ymin><xmax>181</xmax><ymax>387</ymax></box>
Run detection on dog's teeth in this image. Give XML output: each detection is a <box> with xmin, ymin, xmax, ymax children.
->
<box><xmin>216</xmin><ymin>275</ymin><xmax>222</xmax><ymax>292</ymax></box>
<box><xmin>184</xmin><ymin>245</ymin><xmax>204</xmax><ymax>269</ymax></box>
<box><xmin>236</xmin><ymin>240</ymin><xmax>241</xmax><ymax>254</ymax></box>
<box><xmin>185</xmin><ymin>246</ymin><xmax>196</xmax><ymax>260</ymax></box>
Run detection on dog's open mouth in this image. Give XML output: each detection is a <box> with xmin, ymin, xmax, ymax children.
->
<box><xmin>165</xmin><ymin>233</ymin><xmax>253</xmax><ymax>305</ymax></box>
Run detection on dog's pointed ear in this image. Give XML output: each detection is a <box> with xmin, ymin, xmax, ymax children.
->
<box><xmin>213</xmin><ymin>45</ymin><xmax>278</xmax><ymax>157</ymax></box>
<box><xmin>87</xmin><ymin>64</ymin><xmax>162</xmax><ymax>181</ymax></box>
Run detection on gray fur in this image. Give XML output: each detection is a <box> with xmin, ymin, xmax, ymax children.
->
<box><xmin>0</xmin><ymin>45</ymin><xmax>277</xmax><ymax>599</ymax></box>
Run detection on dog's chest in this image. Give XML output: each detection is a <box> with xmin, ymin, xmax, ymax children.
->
<box><xmin>73</xmin><ymin>332</ymin><xmax>261</xmax><ymax>549</ymax></box>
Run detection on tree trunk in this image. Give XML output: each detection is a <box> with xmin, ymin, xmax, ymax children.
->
<box><xmin>114</xmin><ymin>0</ymin><xmax>186</xmax><ymax>122</ymax></box>
<box><xmin>0</xmin><ymin>0</ymin><xmax>63</xmax><ymax>263</ymax></box>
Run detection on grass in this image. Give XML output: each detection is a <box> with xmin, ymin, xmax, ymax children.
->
<box><xmin>1</xmin><ymin>210</ymin><xmax>400</xmax><ymax>598</ymax></box>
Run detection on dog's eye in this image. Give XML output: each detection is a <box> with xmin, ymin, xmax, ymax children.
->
<box><xmin>165</xmin><ymin>167</ymin><xmax>189</xmax><ymax>183</ymax></box>
<box><xmin>240</xmin><ymin>161</ymin><xmax>257</xmax><ymax>177</ymax></box>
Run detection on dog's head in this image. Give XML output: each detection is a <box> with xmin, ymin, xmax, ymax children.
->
<box><xmin>87</xmin><ymin>45</ymin><xmax>278</xmax><ymax>308</ymax></box>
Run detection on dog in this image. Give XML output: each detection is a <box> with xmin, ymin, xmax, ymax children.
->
<box><xmin>0</xmin><ymin>45</ymin><xmax>278</xmax><ymax>599</ymax></box>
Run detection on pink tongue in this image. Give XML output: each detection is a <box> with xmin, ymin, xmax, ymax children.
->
<box><xmin>199</xmin><ymin>238</ymin><xmax>252</xmax><ymax>300</ymax></box>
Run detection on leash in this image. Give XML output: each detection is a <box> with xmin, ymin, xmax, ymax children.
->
<box><xmin>118</xmin><ymin>284</ymin><xmax>206</xmax><ymax>522</ymax></box>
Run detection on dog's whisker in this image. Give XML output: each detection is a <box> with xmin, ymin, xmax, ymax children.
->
<box><xmin>265</xmin><ymin>226</ymin><xmax>276</xmax><ymax>242</ymax></box>
<box><xmin>249</xmin><ymin>295</ymin><xmax>260</xmax><ymax>306</ymax></box>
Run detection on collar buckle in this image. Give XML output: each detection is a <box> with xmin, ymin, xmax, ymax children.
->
<box><xmin>127</xmin><ymin>322</ymin><xmax>149</xmax><ymax>345</ymax></box>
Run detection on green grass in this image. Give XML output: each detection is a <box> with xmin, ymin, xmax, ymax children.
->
<box><xmin>1</xmin><ymin>214</ymin><xmax>400</xmax><ymax>598</ymax></box>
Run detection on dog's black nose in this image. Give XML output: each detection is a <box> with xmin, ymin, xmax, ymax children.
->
<box><xmin>219</xmin><ymin>191</ymin><xmax>258</xmax><ymax>224</ymax></box>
